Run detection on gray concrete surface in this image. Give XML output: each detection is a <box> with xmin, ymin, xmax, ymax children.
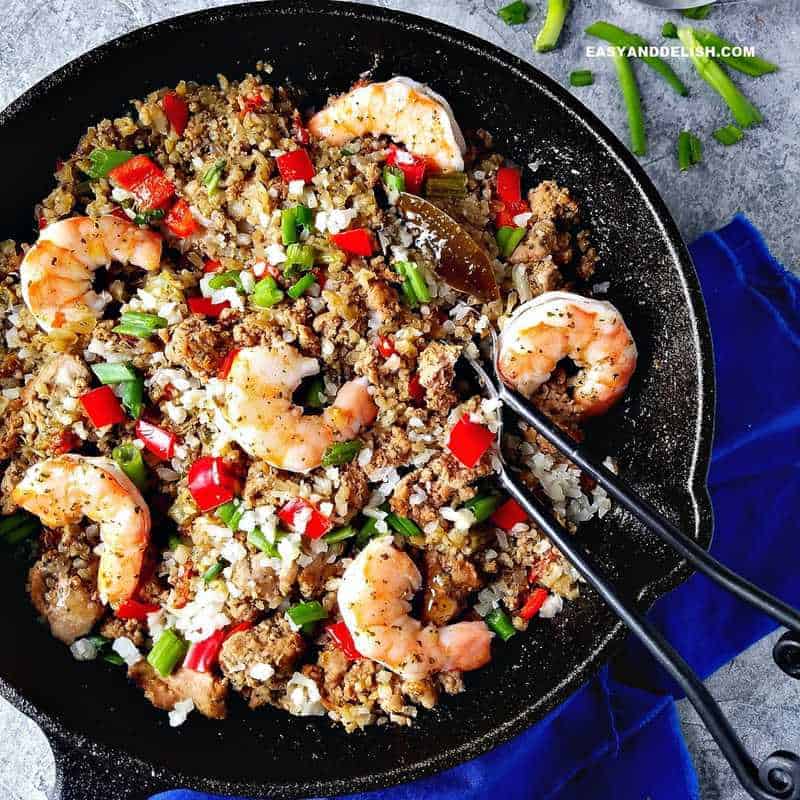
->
<box><xmin>0</xmin><ymin>0</ymin><xmax>798</xmax><ymax>798</ymax></box>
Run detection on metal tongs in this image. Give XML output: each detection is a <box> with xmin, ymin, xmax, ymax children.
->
<box><xmin>465</xmin><ymin>334</ymin><xmax>800</xmax><ymax>800</ymax></box>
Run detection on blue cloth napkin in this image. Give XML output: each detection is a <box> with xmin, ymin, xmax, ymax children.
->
<box><xmin>154</xmin><ymin>214</ymin><xmax>800</xmax><ymax>800</ymax></box>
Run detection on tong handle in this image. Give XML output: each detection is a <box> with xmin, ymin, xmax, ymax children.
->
<box><xmin>498</xmin><ymin>468</ymin><xmax>800</xmax><ymax>800</ymax></box>
<box><xmin>500</xmin><ymin>385</ymin><xmax>800</xmax><ymax>677</ymax></box>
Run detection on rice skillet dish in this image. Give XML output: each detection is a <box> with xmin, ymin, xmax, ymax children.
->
<box><xmin>0</xmin><ymin>72</ymin><xmax>637</xmax><ymax>730</ymax></box>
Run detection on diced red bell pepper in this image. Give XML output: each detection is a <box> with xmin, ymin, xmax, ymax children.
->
<box><xmin>184</xmin><ymin>621</ymin><xmax>253</xmax><ymax>673</ymax></box>
<box><xmin>240</xmin><ymin>93</ymin><xmax>265</xmax><ymax>117</ymax></box>
<box><xmin>135</xmin><ymin>419</ymin><xmax>178</xmax><ymax>461</ymax></box>
<box><xmin>163</xmin><ymin>91</ymin><xmax>189</xmax><ymax>136</ymax></box>
<box><xmin>376</xmin><ymin>336</ymin><xmax>395</xmax><ymax>358</ymax></box>
<box><xmin>164</xmin><ymin>198</ymin><xmax>197</xmax><ymax>237</ymax></box>
<box><xmin>519</xmin><ymin>587</ymin><xmax>549</xmax><ymax>621</ymax></box>
<box><xmin>116</xmin><ymin>598</ymin><xmax>161</xmax><ymax>621</ymax></box>
<box><xmin>326</xmin><ymin>621</ymin><xmax>362</xmax><ymax>660</ymax></box>
<box><xmin>187</xmin><ymin>296</ymin><xmax>230</xmax><ymax>317</ymax></box>
<box><xmin>491</xmin><ymin>498</ymin><xmax>529</xmax><ymax>532</ymax></box>
<box><xmin>292</xmin><ymin>111</ymin><xmax>310</xmax><ymax>145</ymax></box>
<box><xmin>330</xmin><ymin>228</ymin><xmax>375</xmax><ymax>257</ymax></box>
<box><xmin>188</xmin><ymin>456</ymin><xmax>240</xmax><ymax>512</ymax></box>
<box><xmin>387</xmin><ymin>145</ymin><xmax>427</xmax><ymax>194</ymax></box>
<box><xmin>494</xmin><ymin>199</ymin><xmax>529</xmax><ymax>229</ymax></box>
<box><xmin>278</xmin><ymin>497</ymin><xmax>332</xmax><ymax>539</ymax></box>
<box><xmin>134</xmin><ymin>172</ymin><xmax>175</xmax><ymax>211</ymax></box>
<box><xmin>496</xmin><ymin>167</ymin><xmax>522</xmax><ymax>203</ymax></box>
<box><xmin>80</xmin><ymin>386</ymin><xmax>126</xmax><ymax>428</ymax></box>
<box><xmin>38</xmin><ymin>216</ymin><xmax>48</xmax><ymax>230</ymax></box>
<box><xmin>226</xmin><ymin>621</ymin><xmax>253</xmax><ymax>637</ymax></box>
<box><xmin>276</xmin><ymin>149</ymin><xmax>315</xmax><ymax>183</ymax></box>
<box><xmin>218</xmin><ymin>348</ymin><xmax>240</xmax><ymax>380</ymax></box>
<box><xmin>53</xmin><ymin>429</ymin><xmax>80</xmax><ymax>455</ymax></box>
<box><xmin>204</xmin><ymin>259</ymin><xmax>223</xmax><ymax>273</ymax></box>
<box><xmin>408</xmin><ymin>373</ymin><xmax>425</xmax><ymax>403</ymax></box>
<box><xmin>312</xmin><ymin>267</ymin><xmax>327</xmax><ymax>289</ymax></box>
<box><xmin>108</xmin><ymin>154</ymin><xmax>161</xmax><ymax>191</ymax></box>
<box><xmin>447</xmin><ymin>414</ymin><xmax>495</xmax><ymax>468</ymax></box>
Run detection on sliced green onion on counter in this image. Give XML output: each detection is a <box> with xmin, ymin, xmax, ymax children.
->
<box><xmin>86</xmin><ymin>148</ymin><xmax>134</xmax><ymax>178</ymax></box>
<box><xmin>569</xmin><ymin>69</ymin><xmax>594</xmax><ymax>87</ymax></box>
<box><xmin>535</xmin><ymin>0</ymin><xmax>571</xmax><ymax>53</ymax></box>
<box><xmin>612</xmin><ymin>48</ymin><xmax>647</xmax><ymax>156</ymax></box>
<box><xmin>252</xmin><ymin>276</ymin><xmax>285</xmax><ymax>308</ymax></box>
<box><xmin>424</xmin><ymin>172</ymin><xmax>468</xmax><ymax>199</ymax></box>
<box><xmin>0</xmin><ymin>511</ymin><xmax>40</xmax><ymax>546</ymax></box>
<box><xmin>112</xmin><ymin>443</ymin><xmax>148</xmax><ymax>490</ymax></box>
<box><xmin>661</xmin><ymin>21</ymin><xmax>678</xmax><ymax>39</ymax></box>
<box><xmin>382</xmin><ymin>165</ymin><xmax>406</xmax><ymax>194</ymax></box>
<box><xmin>323</xmin><ymin>524</ymin><xmax>357</xmax><ymax>544</ymax></box>
<box><xmin>677</xmin><ymin>131</ymin><xmax>703</xmax><ymax>171</ymax></box>
<box><xmin>283</xmin><ymin>243</ymin><xmax>316</xmax><ymax>276</ymax></box>
<box><xmin>202</xmin><ymin>559</ymin><xmax>228</xmax><ymax>583</ymax></box>
<box><xmin>713</xmin><ymin>124</ymin><xmax>744</xmax><ymax>146</ymax></box>
<box><xmin>208</xmin><ymin>270</ymin><xmax>244</xmax><ymax>292</ymax></box>
<box><xmin>91</xmin><ymin>362</ymin><xmax>138</xmax><ymax>384</ymax></box>
<box><xmin>463</xmin><ymin>494</ymin><xmax>501</xmax><ymax>523</ymax></box>
<box><xmin>202</xmin><ymin>158</ymin><xmax>227</xmax><ymax>194</ymax></box>
<box><xmin>681</xmin><ymin>3</ymin><xmax>712</xmax><ymax>19</ymax></box>
<box><xmin>322</xmin><ymin>439</ymin><xmax>362</xmax><ymax>467</ymax></box>
<box><xmin>281</xmin><ymin>207</ymin><xmax>299</xmax><ymax>245</ymax></box>
<box><xmin>386</xmin><ymin>512</ymin><xmax>422</xmax><ymax>538</ymax></box>
<box><xmin>303</xmin><ymin>375</ymin><xmax>326</xmax><ymax>409</ymax></box>
<box><xmin>287</xmin><ymin>600</ymin><xmax>328</xmax><ymax>629</ymax></box>
<box><xmin>497</xmin><ymin>0</ymin><xmax>529</xmax><ymax>25</ymax></box>
<box><xmin>287</xmin><ymin>273</ymin><xmax>316</xmax><ymax>300</ymax></box>
<box><xmin>216</xmin><ymin>499</ymin><xmax>245</xmax><ymax>531</ymax></box>
<box><xmin>121</xmin><ymin>375</ymin><xmax>144</xmax><ymax>419</ymax></box>
<box><xmin>691</xmin><ymin>29</ymin><xmax>778</xmax><ymax>78</ymax></box>
<box><xmin>113</xmin><ymin>311</ymin><xmax>168</xmax><ymax>339</ymax></box>
<box><xmin>689</xmin><ymin>132</ymin><xmax>703</xmax><ymax>164</ymax></box>
<box><xmin>247</xmin><ymin>527</ymin><xmax>279</xmax><ymax>558</ymax></box>
<box><xmin>485</xmin><ymin>607</ymin><xmax>516</xmax><ymax>641</ymax></box>
<box><xmin>496</xmin><ymin>226</ymin><xmax>527</xmax><ymax>258</ymax></box>
<box><xmin>147</xmin><ymin>629</ymin><xmax>188</xmax><ymax>677</ymax></box>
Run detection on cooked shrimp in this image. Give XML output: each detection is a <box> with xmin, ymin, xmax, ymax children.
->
<box><xmin>12</xmin><ymin>455</ymin><xmax>151</xmax><ymax>606</ymax></box>
<box><xmin>308</xmin><ymin>76</ymin><xmax>466</xmax><ymax>172</ymax></box>
<box><xmin>217</xmin><ymin>344</ymin><xmax>378</xmax><ymax>473</ymax></box>
<box><xmin>338</xmin><ymin>537</ymin><xmax>492</xmax><ymax>680</ymax></box>
<box><xmin>497</xmin><ymin>290</ymin><xmax>637</xmax><ymax>417</ymax></box>
<box><xmin>20</xmin><ymin>215</ymin><xmax>162</xmax><ymax>333</ymax></box>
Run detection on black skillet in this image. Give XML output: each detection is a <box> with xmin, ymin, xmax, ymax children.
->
<box><xmin>0</xmin><ymin>2</ymin><xmax>716</xmax><ymax>798</ymax></box>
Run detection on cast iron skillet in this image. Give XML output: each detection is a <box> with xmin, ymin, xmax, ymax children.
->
<box><xmin>0</xmin><ymin>2</ymin><xmax>715</xmax><ymax>798</ymax></box>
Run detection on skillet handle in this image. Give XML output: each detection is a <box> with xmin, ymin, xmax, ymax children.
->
<box><xmin>49</xmin><ymin>731</ymin><xmax>166</xmax><ymax>800</ymax></box>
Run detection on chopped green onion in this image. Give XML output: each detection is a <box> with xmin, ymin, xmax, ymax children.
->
<box><xmin>395</xmin><ymin>261</ymin><xmax>431</xmax><ymax>304</ymax></box>
<box><xmin>463</xmin><ymin>494</ymin><xmax>501</xmax><ymax>523</ymax></box>
<box><xmin>689</xmin><ymin>133</ymin><xmax>703</xmax><ymax>165</ymax></box>
<box><xmin>713</xmin><ymin>124</ymin><xmax>744</xmax><ymax>146</ymax></box>
<box><xmin>247</xmin><ymin>527</ymin><xmax>279</xmax><ymax>558</ymax></box>
<box><xmin>295</xmin><ymin>205</ymin><xmax>312</xmax><ymax>230</ymax></box>
<box><xmin>662</xmin><ymin>21</ymin><xmax>678</xmax><ymax>39</ymax></box>
<box><xmin>0</xmin><ymin>511</ymin><xmax>40</xmax><ymax>546</ymax></box>
<box><xmin>497</xmin><ymin>0</ymin><xmax>529</xmax><ymax>25</ymax></box>
<box><xmin>677</xmin><ymin>131</ymin><xmax>703</xmax><ymax>171</ymax></box>
<box><xmin>202</xmin><ymin>158</ymin><xmax>226</xmax><ymax>194</ymax></box>
<box><xmin>121</xmin><ymin>376</ymin><xmax>144</xmax><ymax>420</ymax></box>
<box><xmin>112</xmin><ymin>443</ymin><xmax>148</xmax><ymax>491</ymax></box>
<box><xmin>424</xmin><ymin>172</ymin><xmax>468</xmax><ymax>198</ymax></box>
<box><xmin>303</xmin><ymin>375</ymin><xmax>326</xmax><ymax>409</ymax></box>
<box><xmin>133</xmin><ymin>208</ymin><xmax>165</xmax><ymax>227</ymax></box>
<box><xmin>612</xmin><ymin>49</ymin><xmax>647</xmax><ymax>156</ymax></box>
<box><xmin>386</xmin><ymin>512</ymin><xmax>422</xmax><ymax>538</ymax></box>
<box><xmin>287</xmin><ymin>273</ymin><xmax>316</xmax><ymax>300</ymax></box>
<box><xmin>355</xmin><ymin>516</ymin><xmax>380</xmax><ymax>548</ymax></box>
<box><xmin>202</xmin><ymin>559</ymin><xmax>228</xmax><ymax>583</ymax></box>
<box><xmin>569</xmin><ymin>69</ymin><xmax>594</xmax><ymax>87</ymax></box>
<box><xmin>485</xmin><ymin>607</ymin><xmax>516</xmax><ymax>641</ymax></box>
<box><xmin>216</xmin><ymin>499</ymin><xmax>245</xmax><ymax>531</ymax></box>
<box><xmin>167</xmin><ymin>534</ymin><xmax>185</xmax><ymax>551</ymax></box>
<box><xmin>208</xmin><ymin>270</ymin><xmax>244</xmax><ymax>292</ymax></box>
<box><xmin>321</xmin><ymin>440</ymin><xmax>362</xmax><ymax>467</ymax></box>
<box><xmin>323</xmin><ymin>524</ymin><xmax>357</xmax><ymax>544</ymax></box>
<box><xmin>681</xmin><ymin>4</ymin><xmax>712</xmax><ymax>19</ymax></box>
<box><xmin>692</xmin><ymin>29</ymin><xmax>778</xmax><ymax>78</ymax></box>
<box><xmin>103</xmin><ymin>651</ymin><xmax>126</xmax><ymax>666</ymax></box>
<box><xmin>287</xmin><ymin>600</ymin><xmax>328</xmax><ymax>628</ymax></box>
<box><xmin>283</xmin><ymin>243</ymin><xmax>316</xmax><ymax>276</ymax></box>
<box><xmin>534</xmin><ymin>0</ymin><xmax>571</xmax><ymax>53</ymax></box>
<box><xmin>383</xmin><ymin>165</ymin><xmax>406</xmax><ymax>194</ymax></box>
<box><xmin>677</xmin><ymin>27</ymin><xmax>762</xmax><ymax>129</ymax></box>
<box><xmin>91</xmin><ymin>362</ymin><xmax>138</xmax><ymax>384</ymax></box>
<box><xmin>147</xmin><ymin>629</ymin><xmax>188</xmax><ymax>677</ymax></box>
<box><xmin>496</xmin><ymin>226</ymin><xmax>527</xmax><ymax>258</ymax></box>
<box><xmin>86</xmin><ymin>148</ymin><xmax>134</xmax><ymax>178</ymax></box>
<box><xmin>113</xmin><ymin>311</ymin><xmax>168</xmax><ymax>340</ymax></box>
<box><xmin>585</xmin><ymin>21</ymin><xmax>688</xmax><ymax>96</ymax></box>
<box><xmin>252</xmin><ymin>276</ymin><xmax>285</xmax><ymax>308</ymax></box>
<box><xmin>281</xmin><ymin>207</ymin><xmax>298</xmax><ymax>245</ymax></box>
<box><xmin>87</xmin><ymin>635</ymin><xmax>111</xmax><ymax>650</ymax></box>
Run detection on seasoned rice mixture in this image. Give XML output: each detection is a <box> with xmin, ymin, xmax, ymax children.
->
<box><xmin>0</xmin><ymin>71</ymin><xmax>626</xmax><ymax>731</ymax></box>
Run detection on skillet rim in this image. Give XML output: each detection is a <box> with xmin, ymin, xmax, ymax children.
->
<box><xmin>0</xmin><ymin>1</ymin><xmax>716</xmax><ymax>796</ymax></box>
